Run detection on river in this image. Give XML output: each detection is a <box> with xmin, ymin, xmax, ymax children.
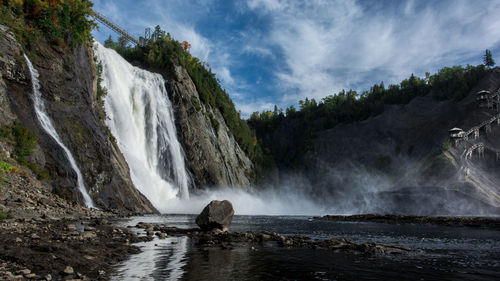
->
<box><xmin>111</xmin><ymin>214</ymin><xmax>500</xmax><ymax>281</ymax></box>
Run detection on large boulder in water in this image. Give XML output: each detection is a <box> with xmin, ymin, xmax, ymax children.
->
<box><xmin>196</xmin><ymin>200</ymin><xmax>234</xmax><ymax>231</ymax></box>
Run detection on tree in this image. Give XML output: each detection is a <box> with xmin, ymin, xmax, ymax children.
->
<box><xmin>104</xmin><ymin>35</ymin><xmax>117</xmax><ymax>49</ymax></box>
<box><xmin>117</xmin><ymin>36</ymin><xmax>128</xmax><ymax>49</ymax></box>
<box><xmin>483</xmin><ymin>49</ymin><xmax>495</xmax><ymax>68</ymax></box>
<box><xmin>181</xmin><ymin>41</ymin><xmax>191</xmax><ymax>51</ymax></box>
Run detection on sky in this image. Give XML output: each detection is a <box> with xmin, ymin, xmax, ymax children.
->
<box><xmin>91</xmin><ymin>0</ymin><xmax>500</xmax><ymax>118</ymax></box>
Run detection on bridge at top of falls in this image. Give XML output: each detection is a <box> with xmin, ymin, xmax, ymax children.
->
<box><xmin>91</xmin><ymin>11</ymin><xmax>140</xmax><ymax>45</ymax></box>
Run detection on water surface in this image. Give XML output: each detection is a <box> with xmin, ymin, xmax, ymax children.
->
<box><xmin>113</xmin><ymin>215</ymin><xmax>500</xmax><ymax>280</ymax></box>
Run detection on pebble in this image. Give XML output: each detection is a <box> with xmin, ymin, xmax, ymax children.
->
<box><xmin>45</xmin><ymin>274</ymin><xmax>52</xmax><ymax>281</ymax></box>
<box><xmin>17</xmin><ymin>269</ymin><xmax>30</xmax><ymax>275</ymax></box>
<box><xmin>67</xmin><ymin>224</ymin><xmax>77</xmax><ymax>232</ymax></box>
<box><xmin>15</xmin><ymin>237</ymin><xmax>22</xmax><ymax>243</ymax></box>
<box><xmin>63</xmin><ymin>266</ymin><xmax>74</xmax><ymax>275</ymax></box>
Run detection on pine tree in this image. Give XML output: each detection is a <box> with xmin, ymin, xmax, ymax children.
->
<box><xmin>483</xmin><ymin>49</ymin><xmax>495</xmax><ymax>68</ymax></box>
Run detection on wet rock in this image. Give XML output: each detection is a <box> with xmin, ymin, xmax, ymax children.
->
<box><xmin>195</xmin><ymin>200</ymin><xmax>234</xmax><ymax>231</ymax></box>
<box><xmin>63</xmin><ymin>266</ymin><xmax>74</xmax><ymax>275</ymax></box>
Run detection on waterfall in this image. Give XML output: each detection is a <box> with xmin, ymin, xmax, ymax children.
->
<box><xmin>24</xmin><ymin>54</ymin><xmax>96</xmax><ymax>208</ymax></box>
<box><xmin>93</xmin><ymin>42</ymin><xmax>190</xmax><ymax>211</ymax></box>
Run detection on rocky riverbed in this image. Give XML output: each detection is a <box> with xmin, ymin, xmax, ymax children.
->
<box><xmin>315</xmin><ymin>214</ymin><xmax>500</xmax><ymax>229</ymax></box>
<box><xmin>134</xmin><ymin>222</ymin><xmax>411</xmax><ymax>256</ymax></box>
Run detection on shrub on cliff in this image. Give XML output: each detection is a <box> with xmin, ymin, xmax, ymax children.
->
<box><xmin>0</xmin><ymin>0</ymin><xmax>95</xmax><ymax>48</ymax></box>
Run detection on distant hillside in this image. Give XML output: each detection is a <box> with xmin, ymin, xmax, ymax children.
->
<box><xmin>248</xmin><ymin>65</ymin><xmax>500</xmax><ymax>215</ymax></box>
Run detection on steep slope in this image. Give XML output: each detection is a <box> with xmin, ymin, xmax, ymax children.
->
<box><xmin>165</xmin><ymin>64</ymin><xmax>253</xmax><ymax>188</ymax></box>
<box><xmin>299</xmin><ymin>70</ymin><xmax>500</xmax><ymax>214</ymax></box>
<box><xmin>0</xmin><ymin>25</ymin><xmax>155</xmax><ymax>213</ymax></box>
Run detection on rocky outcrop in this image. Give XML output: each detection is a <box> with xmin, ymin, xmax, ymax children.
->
<box><xmin>195</xmin><ymin>200</ymin><xmax>234</xmax><ymax>231</ymax></box>
<box><xmin>0</xmin><ymin>25</ymin><xmax>155</xmax><ymax>213</ymax></box>
<box><xmin>166</xmin><ymin>64</ymin><xmax>253</xmax><ymax>188</ymax></box>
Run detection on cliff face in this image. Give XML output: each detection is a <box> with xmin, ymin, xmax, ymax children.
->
<box><xmin>0</xmin><ymin>25</ymin><xmax>155</xmax><ymax>213</ymax></box>
<box><xmin>165</xmin><ymin>64</ymin><xmax>253</xmax><ymax>188</ymax></box>
<box><xmin>263</xmin><ymin>70</ymin><xmax>500</xmax><ymax>214</ymax></box>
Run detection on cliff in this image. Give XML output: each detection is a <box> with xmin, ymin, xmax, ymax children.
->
<box><xmin>165</xmin><ymin>64</ymin><xmax>253</xmax><ymax>188</ymax></box>
<box><xmin>0</xmin><ymin>25</ymin><xmax>155</xmax><ymax>213</ymax></box>
<box><xmin>114</xmin><ymin>38</ymin><xmax>255</xmax><ymax>189</ymax></box>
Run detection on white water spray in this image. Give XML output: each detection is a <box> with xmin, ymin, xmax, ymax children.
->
<box><xmin>94</xmin><ymin>42</ymin><xmax>190</xmax><ymax>211</ymax></box>
<box><xmin>24</xmin><ymin>54</ymin><xmax>96</xmax><ymax>208</ymax></box>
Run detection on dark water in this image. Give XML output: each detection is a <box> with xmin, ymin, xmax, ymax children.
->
<box><xmin>112</xmin><ymin>215</ymin><xmax>500</xmax><ymax>281</ymax></box>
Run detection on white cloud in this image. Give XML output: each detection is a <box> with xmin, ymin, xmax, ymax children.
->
<box><xmin>214</xmin><ymin>66</ymin><xmax>235</xmax><ymax>86</ymax></box>
<box><xmin>235</xmin><ymin>100</ymin><xmax>275</xmax><ymax>118</ymax></box>
<box><xmin>248</xmin><ymin>0</ymin><xmax>500</xmax><ymax>102</ymax></box>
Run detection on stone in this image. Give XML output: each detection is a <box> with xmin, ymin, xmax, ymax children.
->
<box><xmin>63</xmin><ymin>266</ymin><xmax>74</xmax><ymax>275</ymax></box>
<box><xmin>195</xmin><ymin>200</ymin><xmax>234</xmax><ymax>231</ymax></box>
<box><xmin>18</xmin><ymin>269</ymin><xmax>31</xmax><ymax>275</ymax></box>
<box><xmin>15</xmin><ymin>237</ymin><xmax>22</xmax><ymax>243</ymax></box>
<box><xmin>45</xmin><ymin>274</ymin><xmax>52</xmax><ymax>281</ymax></box>
<box><xmin>30</xmin><ymin>233</ymin><xmax>40</xmax><ymax>239</ymax></box>
<box><xmin>82</xmin><ymin>232</ymin><xmax>96</xmax><ymax>239</ymax></box>
<box><xmin>67</xmin><ymin>224</ymin><xmax>77</xmax><ymax>232</ymax></box>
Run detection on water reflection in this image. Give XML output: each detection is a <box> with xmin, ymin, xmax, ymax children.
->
<box><xmin>113</xmin><ymin>215</ymin><xmax>500</xmax><ymax>280</ymax></box>
<box><xmin>112</xmin><ymin>236</ymin><xmax>189</xmax><ymax>281</ymax></box>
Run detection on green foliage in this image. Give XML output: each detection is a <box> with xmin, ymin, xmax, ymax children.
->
<box><xmin>11</xmin><ymin>120</ymin><xmax>37</xmax><ymax>164</ymax></box>
<box><xmin>95</xmin><ymin>61</ymin><xmax>107</xmax><ymax>108</ymax></box>
<box><xmin>0</xmin><ymin>0</ymin><xmax>96</xmax><ymax>49</ymax></box>
<box><xmin>430</xmin><ymin>65</ymin><xmax>486</xmax><ymax>100</ymax></box>
<box><xmin>0</xmin><ymin>161</ymin><xmax>18</xmax><ymax>173</ymax></box>
<box><xmin>0</xmin><ymin>208</ymin><xmax>12</xmax><ymax>220</ymax></box>
<box><xmin>483</xmin><ymin>49</ymin><xmax>495</xmax><ymax>68</ymax></box>
<box><xmin>93</xmin><ymin>59</ymin><xmax>116</xmax><ymax>145</ymax></box>
<box><xmin>209</xmin><ymin>114</ymin><xmax>220</xmax><ymax>132</ymax></box>
<box><xmin>0</xmin><ymin>122</ymin><xmax>48</xmax><ymax>178</ymax></box>
<box><xmin>248</xmin><ymin>64</ymin><xmax>487</xmax><ymax>166</ymax></box>
<box><xmin>105</xmin><ymin>29</ymin><xmax>266</xmax><ymax>177</ymax></box>
<box><xmin>190</xmin><ymin>97</ymin><xmax>202</xmax><ymax>111</ymax></box>
<box><xmin>441</xmin><ymin>141</ymin><xmax>451</xmax><ymax>151</ymax></box>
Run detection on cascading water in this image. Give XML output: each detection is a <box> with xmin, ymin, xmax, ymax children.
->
<box><xmin>94</xmin><ymin>42</ymin><xmax>190</xmax><ymax>211</ymax></box>
<box><xmin>24</xmin><ymin>54</ymin><xmax>96</xmax><ymax>208</ymax></box>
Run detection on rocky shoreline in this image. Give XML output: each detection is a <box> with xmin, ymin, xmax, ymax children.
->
<box><xmin>315</xmin><ymin>214</ymin><xmax>500</xmax><ymax>229</ymax></box>
<box><xmin>0</xmin><ymin>169</ymin><xmax>152</xmax><ymax>281</ymax></box>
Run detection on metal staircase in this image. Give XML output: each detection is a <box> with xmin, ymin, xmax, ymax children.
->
<box><xmin>92</xmin><ymin>11</ymin><xmax>140</xmax><ymax>45</ymax></box>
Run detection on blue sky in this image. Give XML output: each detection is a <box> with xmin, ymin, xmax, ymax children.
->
<box><xmin>92</xmin><ymin>0</ymin><xmax>500</xmax><ymax>118</ymax></box>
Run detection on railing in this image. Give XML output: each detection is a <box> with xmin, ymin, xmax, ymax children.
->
<box><xmin>92</xmin><ymin>11</ymin><xmax>140</xmax><ymax>45</ymax></box>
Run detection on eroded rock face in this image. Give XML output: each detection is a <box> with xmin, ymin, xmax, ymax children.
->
<box><xmin>166</xmin><ymin>65</ymin><xmax>253</xmax><ymax>188</ymax></box>
<box><xmin>195</xmin><ymin>200</ymin><xmax>234</xmax><ymax>231</ymax></box>
<box><xmin>0</xmin><ymin>24</ymin><xmax>155</xmax><ymax>214</ymax></box>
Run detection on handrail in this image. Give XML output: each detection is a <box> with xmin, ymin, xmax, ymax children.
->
<box><xmin>92</xmin><ymin>11</ymin><xmax>140</xmax><ymax>45</ymax></box>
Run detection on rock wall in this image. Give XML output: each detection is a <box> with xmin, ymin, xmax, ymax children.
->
<box><xmin>0</xmin><ymin>25</ymin><xmax>155</xmax><ymax>213</ymax></box>
<box><xmin>166</xmin><ymin>64</ymin><xmax>253</xmax><ymax>188</ymax></box>
<box><xmin>299</xmin><ymin>70</ymin><xmax>500</xmax><ymax>210</ymax></box>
